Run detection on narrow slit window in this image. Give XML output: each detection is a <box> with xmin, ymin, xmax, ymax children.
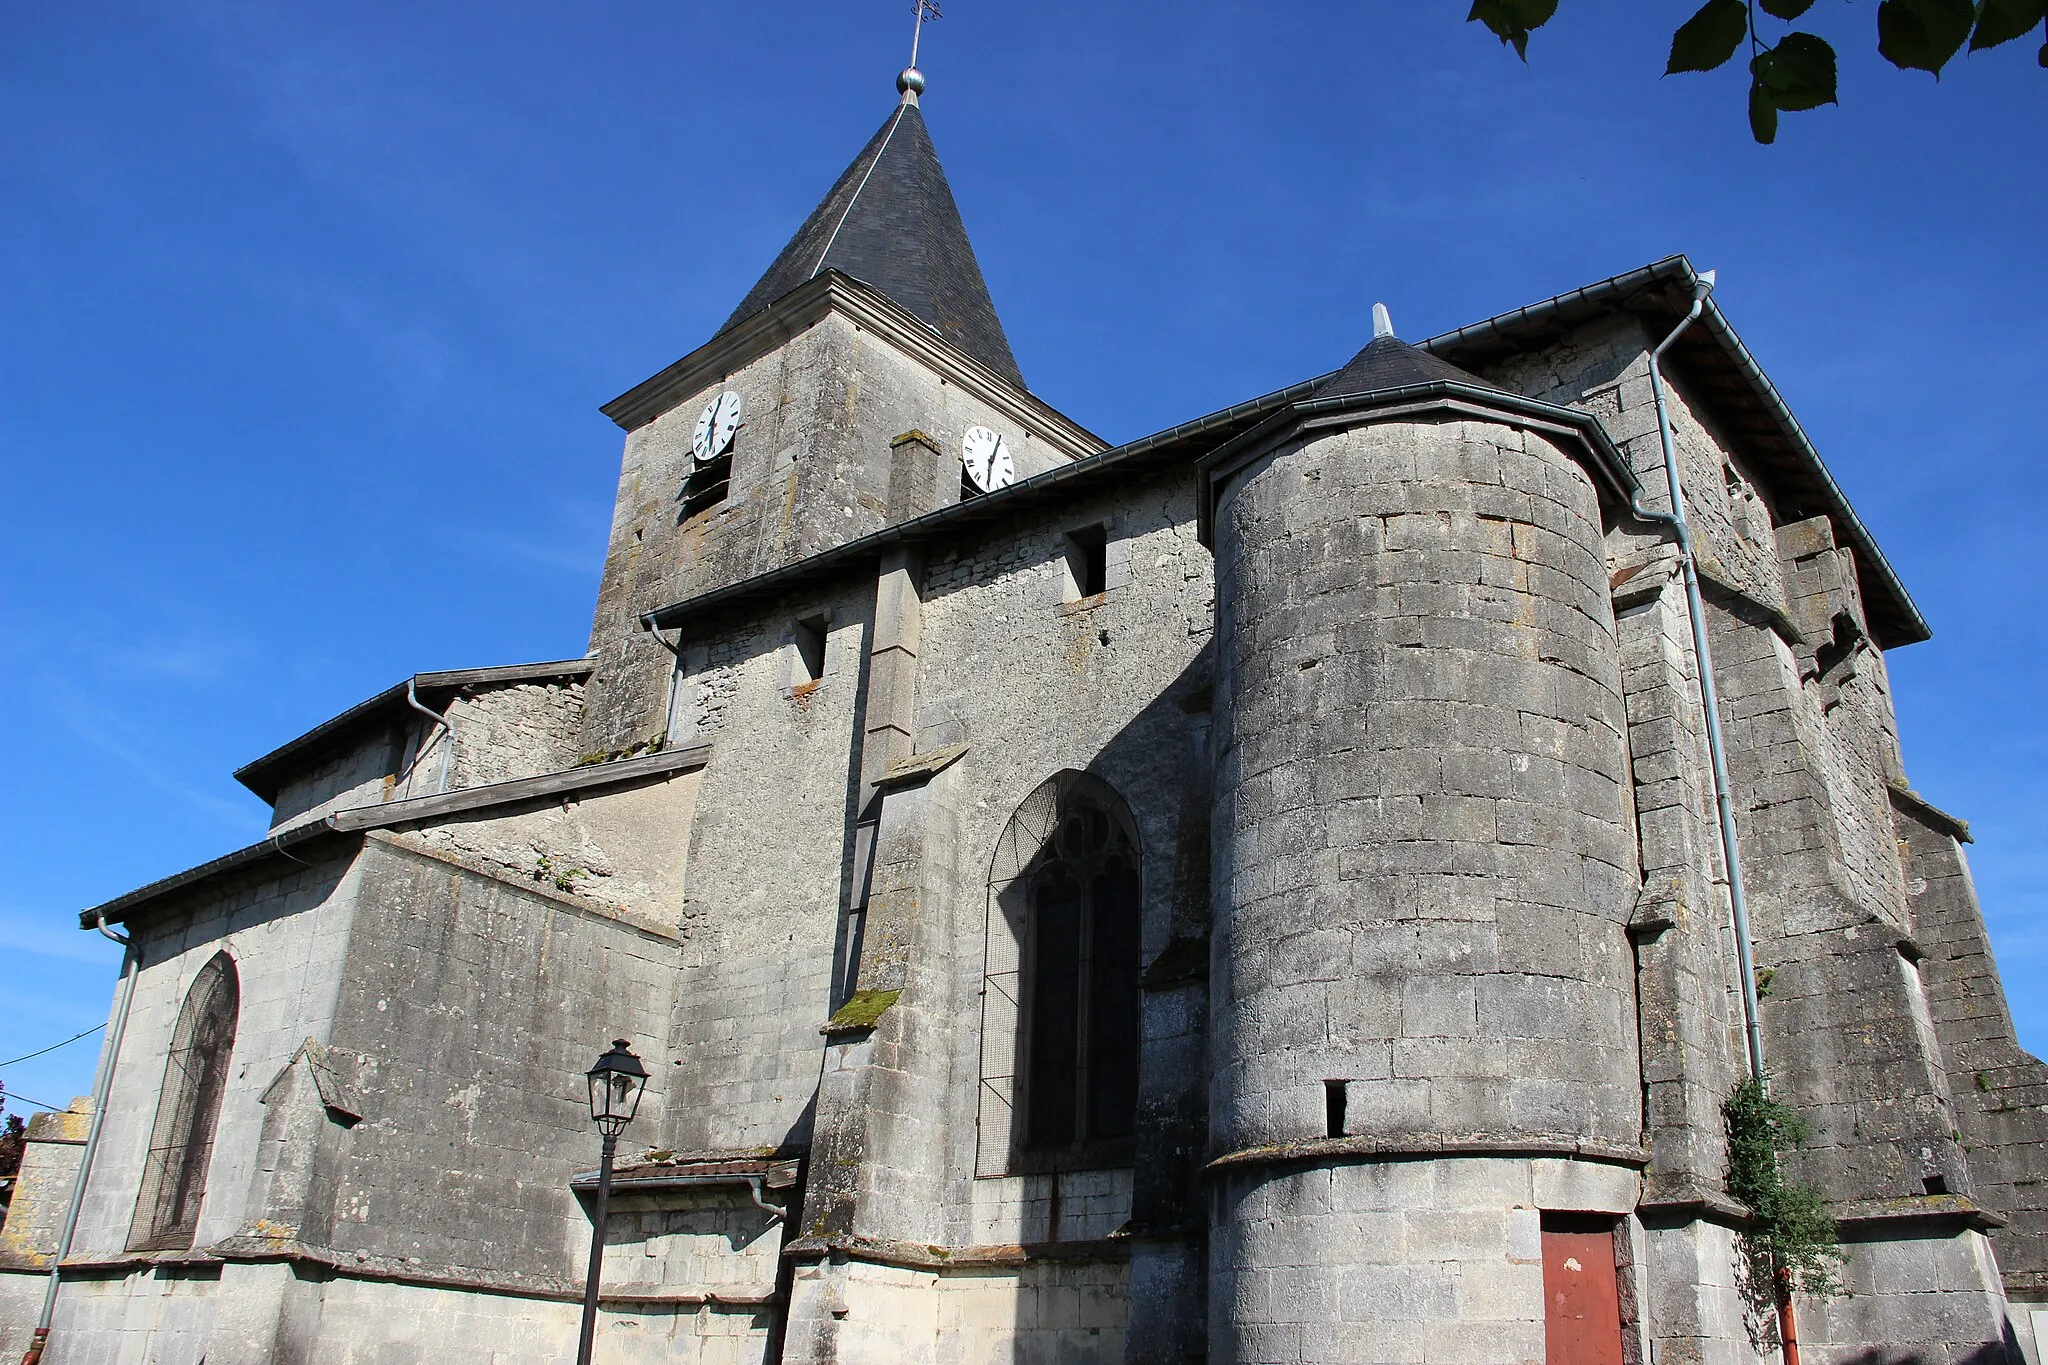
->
<box><xmin>1325</xmin><ymin>1080</ymin><xmax>1348</xmax><ymax>1138</ymax></box>
<box><xmin>1063</xmin><ymin>524</ymin><xmax>1108</xmax><ymax>601</ymax></box>
<box><xmin>129</xmin><ymin>953</ymin><xmax>239</xmax><ymax>1251</ymax></box>
<box><xmin>792</xmin><ymin>616</ymin><xmax>828</xmax><ymax>687</ymax></box>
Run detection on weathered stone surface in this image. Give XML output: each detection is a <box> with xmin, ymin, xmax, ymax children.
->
<box><xmin>18</xmin><ymin>270</ymin><xmax>2042</xmax><ymax>1365</ymax></box>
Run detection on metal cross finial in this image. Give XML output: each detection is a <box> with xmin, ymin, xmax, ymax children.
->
<box><xmin>909</xmin><ymin>0</ymin><xmax>942</xmax><ymax>70</ymax></box>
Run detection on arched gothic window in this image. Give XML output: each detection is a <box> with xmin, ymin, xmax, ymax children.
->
<box><xmin>979</xmin><ymin>773</ymin><xmax>1142</xmax><ymax>1173</ymax></box>
<box><xmin>129</xmin><ymin>952</ymin><xmax>239</xmax><ymax>1250</ymax></box>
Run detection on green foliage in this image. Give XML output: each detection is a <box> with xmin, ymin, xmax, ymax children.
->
<box><xmin>1670</xmin><ymin>0</ymin><xmax>1752</xmax><ymax>73</ymax></box>
<box><xmin>1879</xmin><ymin>0</ymin><xmax>1978</xmax><ymax>73</ymax></box>
<box><xmin>1467</xmin><ymin>0</ymin><xmax>1561</xmax><ymax>59</ymax></box>
<box><xmin>1465</xmin><ymin>0</ymin><xmax>2043</xmax><ymax>142</ymax></box>
<box><xmin>530</xmin><ymin>849</ymin><xmax>590</xmax><ymax>894</ymax></box>
<box><xmin>1970</xmin><ymin>0</ymin><xmax>2048</xmax><ymax>47</ymax></box>
<box><xmin>1724</xmin><ymin>1078</ymin><xmax>1846</xmax><ymax>1351</ymax></box>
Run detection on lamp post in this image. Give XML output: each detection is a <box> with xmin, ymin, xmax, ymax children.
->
<box><xmin>575</xmin><ymin>1039</ymin><xmax>648</xmax><ymax>1365</ymax></box>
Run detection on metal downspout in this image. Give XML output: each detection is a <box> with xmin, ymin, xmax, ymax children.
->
<box><xmin>1637</xmin><ymin>272</ymin><xmax>1769</xmax><ymax>1086</ymax></box>
<box><xmin>22</xmin><ymin>915</ymin><xmax>142</xmax><ymax>1365</ymax></box>
<box><xmin>1630</xmin><ymin>272</ymin><xmax>1796</xmax><ymax>1363</ymax></box>
<box><xmin>405</xmin><ymin>678</ymin><xmax>453</xmax><ymax>795</ymax></box>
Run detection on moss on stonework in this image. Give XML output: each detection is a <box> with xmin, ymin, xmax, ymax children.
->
<box><xmin>822</xmin><ymin>988</ymin><xmax>900</xmax><ymax>1034</ymax></box>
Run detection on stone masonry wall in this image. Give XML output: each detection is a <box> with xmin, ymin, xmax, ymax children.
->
<box><xmin>1209</xmin><ymin>418</ymin><xmax>1642</xmax><ymax>1158</ymax></box>
<box><xmin>408</xmin><ymin>768</ymin><xmax>700</xmax><ymax>926</ymax></box>
<box><xmin>271</xmin><ymin>724</ymin><xmax>414</xmax><ymax>831</ymax></box>
<box><xmin>0</xmin><ymin>1102</ymin><xmax>90</xmax><ymax>1267</ymax></box>
<box><xmin>581</xmin><ymin>307</ymin><xmax>1090</xmax><ymax>756</ymax></box>
<box><xmin>315</xmin><ymin>834</ymin><xmax>678</xmax><ymax>1285</ymax></box>
<box><xmin>269</xmin><ymin>680</ymin><xmax>587</xmax><ymax>834</ymax></box>
<box><xmin>912</xmin><ymin>471</ymin><xmax>1213</xmax><ymax>1249</ymax></box>
<box><xmin>1499</xmin><ymin>316</ymin><xmax>2018</xmax><ymax>1357</ymax></box>
<box><xmin>656</xmin><ymin>578</ymin><xmax>870</xmax><ymax>1160</ymax></box>
<box><xmin>1209</xmin><ymin>1156</ymin><xmax>1642</xmax><ymax>1365</ymax></box>
<box><xmin>445</xmin><ymin>680</ymin><xmax>587</xmax><ymax>785</ymax></box>
<box><xmin>1899</xmin><ymin>801</ymin><xmax>2048</xmax><ymax>1297</ymax></box>
<box><xmin>66</xmin><ymin>854</ymin><xmax>361</xmax><ymax>1262</ymax></box>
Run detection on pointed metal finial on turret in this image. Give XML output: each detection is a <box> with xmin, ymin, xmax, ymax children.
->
<box><xmin>901</xmin><ymin>0</ymin><xmax>941</xmax><ymax>105</ymax></box>
<box><xmin>1372</xmin><ymin>302</ymin><xmax>1395</xmax><ymax>340</ymax></box>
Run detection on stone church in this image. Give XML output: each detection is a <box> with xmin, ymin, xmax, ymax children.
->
<box><xmin>2</xmin><ymin>58</ymin><xmax>2044</xmax><ymax>1365</ymax></box>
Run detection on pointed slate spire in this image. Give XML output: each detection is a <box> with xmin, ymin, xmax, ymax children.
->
<box><xmin>1316</xmin><ymin>301</ymin><xmax>1501</xmax><ymax>401</ymax></box>
<box><xmin>718</xmin><ymin>76</ymin><xmax>1025</xmax><ymax>389</ymax></box>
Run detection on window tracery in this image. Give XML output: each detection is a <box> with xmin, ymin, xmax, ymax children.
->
<box><xmin>129</xmin><ymin>951</ymin><xmax>239</xmax><ymax>1250</ymax></box>
<box><xmin>978</xmin><ymin>773</ymin><xmax>1142</xmax><ymax>1174</ymax></box>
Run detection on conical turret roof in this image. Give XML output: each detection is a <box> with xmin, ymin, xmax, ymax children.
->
<box><xmin>719</xmin><ymin>89</ymin><xmax>1024</xmax><ymax>389</ymax></box>
<box><xmin>1315</xmin><ymin>311</ymin><xmax>1502</xmax><ymax>401</ymax></box>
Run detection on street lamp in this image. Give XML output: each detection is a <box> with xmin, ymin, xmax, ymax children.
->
<box><xmin>575</xmin><ymin>1039</ymin><xmax>648</xmax><ymax>1365</ymax></box>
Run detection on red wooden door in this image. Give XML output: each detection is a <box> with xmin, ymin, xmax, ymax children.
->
<box><xmin>1542</xmin><ymin>1220</ymin><xmax>1624</xmax><ymax>1365</ymax></box>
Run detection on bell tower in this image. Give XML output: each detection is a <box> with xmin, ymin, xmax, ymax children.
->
<box><xmin>575</xmin><ymin>65</ymin><xmax>1102</xmax><ymax>754</ymax></box>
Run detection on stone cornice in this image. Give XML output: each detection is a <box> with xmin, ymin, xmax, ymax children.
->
<box><xmin>599</xmin><ymin>271</ymin><xmax>1105</xmax><ymax>462</ymax></box>
<box><xmin>780</xmin><ymin>1231</ymin><xmax>1132</xmax><ymax>1271</ymax></box>
<box><xmin>1206</xmin><ymin>1134</ymin><xmax>1650</xmax><ymax>1174</ymax></box>
<box><xmin>41</xmin><ymin>1237</ymin><xmax>774</xmax><ymax>1308</ymax></box>
<box><xmin>1194</xmin><ymin>380</ymin><xmax>1643</xmax><ymax>547</ymax></box>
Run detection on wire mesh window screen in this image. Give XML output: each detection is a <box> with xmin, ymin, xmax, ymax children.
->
<box><xmin>976</xmin><ymin>772</ymin><xmax>1141</xmax><ymax>1176</ymax></box>
<box><xmin>128</xmin><ymin>952</ymin><xmax>239</xmax><ymax>1251</ymax></box>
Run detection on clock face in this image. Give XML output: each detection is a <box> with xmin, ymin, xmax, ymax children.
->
<box><xmin>961</xmin><ymin>426</ymin><xmax>1014</xmax><ymax>493</ymax></box>
<box><xmin>692</xmin><ymin>391</ymin><xmax>743</xmax><ymax>464</ymax></box>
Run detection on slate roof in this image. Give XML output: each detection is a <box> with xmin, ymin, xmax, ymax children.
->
<box><xmin>1315</xmin><ymin>333</ymin><xmax>1503</xmax><ymax>401</ymax></box>
<box><xmin>718</xmin><ymin>97</ymin><xmax>1024</xmax><ymax>389</ymax></box>
<box><xmin>232</xmin><ymin>658</ymin><xmax>593</xmax><ymax>804</ymax></box>
<box><xmin>1421</xmin><ymin>255</ymin><xmax>1927</xmax><ymax>648</ymax></box>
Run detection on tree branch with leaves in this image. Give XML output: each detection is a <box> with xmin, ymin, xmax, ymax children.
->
<box><xmin>1469</xmin><ymin>0</ymin><xmax>2045</xmax><ymax>142</ymax></box>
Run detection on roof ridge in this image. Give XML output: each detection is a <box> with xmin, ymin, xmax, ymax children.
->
<box><xmin>809</xmin><ymin>105</ymin><xmax>911</xmax><ymax>278</ymax></box>
<box><xmin>718</xmin><ymin>98</ymin><xmax>1024</xmax><ymax>388</ymax></box>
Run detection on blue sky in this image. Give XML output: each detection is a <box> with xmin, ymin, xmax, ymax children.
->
<box><xmin>2</xmin><ymin>1</ymin><xmax>2042</xmax><ymax>1116</ymax></box>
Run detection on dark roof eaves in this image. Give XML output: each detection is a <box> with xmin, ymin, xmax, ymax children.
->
<box><xmin>1192</xmin><ymin>379</ymin><xmax>1642</xmax><ymax>545</ymax></box>
<box><xmin>90</xmin><ymin>745</ymin><xmax>710</xmax><ymax>930</ymax></box>
<box><xmin>640</xmin><ymin>371</ymin><xmax>1333</xmax><ymax>632</ymax></box>
<box><xmin>80</xmin><ymin>820</ymin><xmax>351</xmax><ymax>930</ymax></box>
<box><xmin>602</xmin><ymin>272</ymin><xmax>1100</xmax><ymax>454</ymax></box>
<box><xmin>1420</xmin><ymin>255</ymin><xmax>1929</xmax><ymax>648</ymax></box>
<box><xmin>1692</xmin><ymin>300</ymin><xmax>1928</xmax><ymax>646</ymax></box>
<box><xmin>232</xmin><ymin>657</ymin><xmax>594</xmax><ymax>802</ymax></box>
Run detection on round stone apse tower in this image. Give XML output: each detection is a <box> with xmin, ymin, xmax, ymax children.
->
<box><xmin>1199</xmin><ymin>325</ymin><xmax>1649</xmax><ymax>1363</ymax></box>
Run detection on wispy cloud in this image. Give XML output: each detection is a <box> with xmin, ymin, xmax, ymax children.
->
<box><xmin>455</xmin><ymin>525</ymin><xmax>605</xmax><ymax>578</ymax></box>
<box><xmin>0</xmin><ymin>902</ymin><xmax>125</xmax><ymax>966</ymax></box>
<box><xmin>103</xmin><ymin>635</ymin><xmax>258</xmax><ymax>683</ymax></box>
<box><xmin>39</xmin><ymin>682</ymin><xmax>265</xmax><ymax>831</ymax></box>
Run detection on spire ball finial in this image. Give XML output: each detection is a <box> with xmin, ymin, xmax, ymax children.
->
<box><xmin>1372</xmin><ymin>302</ymin><xmax>1395</xmax><ymax>340</ymax></box>
<box><xmin>897</xmin><ymin>66</ymin><xmax>926</xmax><ymax>98</ymax></box>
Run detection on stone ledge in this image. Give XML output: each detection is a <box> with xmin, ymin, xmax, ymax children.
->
<box><xmin>875</xmin><ymin>744</ymin><xmax>967</xmax><ymax>792</ymax></box>
<box><xmin>1888</xmin><ymin>780</ymin><xmax>1973</xmax><ymax>844</ymax></box>
<box><xmin>1635</xmin><ymin>1182</ymin><xmax>1752</xmax><ymax>1226</ymax></box>
<box><xmin>1834</xmin><ymin>1193</ymin><xmax>2007</xmax><ymax>1236</ymax></box>
<box><xmin>1693</xmin><ymin>561</ymin><xmax>1804</xmax><ymax>649</ymax></box>
<box><xmin>367</xmin><ymin>833</ymin><xmax>684</xmax><ymax>946</ymax></box>
<box><xmin>331</xmin><ymin>743</ymin><xmax>710</xmax><ymax>834</ymax></box>
<box><xmin>1206</xmin><ymin>1134</ymin><xmax>1650</xmax><ymax>1175</ymax></box>
<box><xmin>50</xmin><ymin>1238</ymin><xmax>769</xmax><ymax>1308</ymax></box>
<box><xmin>782</xmin><ymin>1232</ymin><xmax>1132</xmax><ymax>1272</ymax></box>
